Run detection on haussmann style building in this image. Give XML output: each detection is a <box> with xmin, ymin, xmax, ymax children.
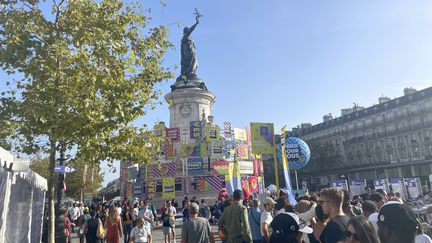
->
<box><xmin>289</xmin><ymin>87</ymin><xmax>432</xmax><ymax>191</ymax></box>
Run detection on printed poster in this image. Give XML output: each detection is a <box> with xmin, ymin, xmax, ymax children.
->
<box><xmin>206</xmin><ymin>126</ymin><xmax>221</xmax><ymax>140</ymax></box>
<box><xmin>237</xmin><ymin>143</ymin><xmax>249</xmax><ymax>160</ymax></box>
<box><xmin>166</xmin><ymin>128</ymin><xmax>180</xmax><ymax>142</ymax></box>
<box><xmin>187</xmin><ymin>157</ymin><xmax>204</xmax><ymax>175</ymax></box>
<box><xmin>162</xmin><ymin>177</ymin><xmax>175</xmax><ymax>199</ymax></box>
<box><xmin>154</xmin><ymin>123</ymin><xmax>165</xmax><ymax>137</ymax></box>
<box><xmin>182</xmin><ymin>144</ymin><xmax>201</xmax><ymax>157</ymax></box>
<box><xmin>250</xmin><ymin>176</ymin><xmax>259</xmax><ymax>193</ymax></box>
<box><xmin>212</xmin><ymin>160</ymin><xmax>230</xmax><ymax>175</ymax></box>
<box><xmin>241</xmin><ymin>179</ymin><xmax>250</xmax><ymax>192</ymax></box>
<box><xmin>250</xmin><ymin>123</ymin><xmax>274</xmax><ymax>155</ymax></box>
<box><xmin>234</xmin><ymin>128</ymin><xmax>247</xmax><ymax>142</ymax></box>
<box><xmin>151</xmin><ymin>162</ymin><xmax>176</xmax><ymax>178</ymax></box>
<box><xmin>190</xmin><ymin>121</ymin><xmax>202</xmax><ymax>139</ymax></box>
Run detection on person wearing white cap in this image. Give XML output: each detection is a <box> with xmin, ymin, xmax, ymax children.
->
<box><xmin>270</xmin><ymin>212</ymin><xmax>313</xmax><ymax>243</ymax></box>
<box><xmin>261</xmin><ymin>197</ymin><xmax>277</xmax><ymax>243</ymax></box>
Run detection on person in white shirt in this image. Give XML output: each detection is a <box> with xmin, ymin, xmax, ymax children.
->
<box><xmin>130</xmin><ymin>218</ymin><xmax>151</xmax><ymax>243</ymax></box>
<box><xmin>133</xmin><ymin>202</ymin><xmax>140</xmax><ymax>221</ymax></box>
<box><xmin>72</xmin><ymin>203</ymin><xmax>81</xmax><ymax>222</ymax></box>
<box><xmin>261</xmin><ymin>197</ymin><xmax>276</xmax><ymax>243</ymax></box>
<box><xmin>167</xmin><ymin>201</ymin><xmax>177</xmax><ymax>243</ymax></box>
<box><xmin>138</xmin><ymin>201</ymin><xmax>155</xmax><ymax>234</ymax></box>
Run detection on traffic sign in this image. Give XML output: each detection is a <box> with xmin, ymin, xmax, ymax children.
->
<box><xmin>54</xmin><ymin>165</ymin><xmax>76</xmax><ymax>173</ymax></box>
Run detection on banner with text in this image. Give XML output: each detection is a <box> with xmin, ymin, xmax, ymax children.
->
<box><xmin>250</xmin><ymin>123</ymin><xmax>274</xmax><ymax>155</ymax></box>
<box><xmin>187</xmin><ymin>157</ymin><xmax>204</xmax><ymax>175</ymax></box>
<box><xmin>190</xmin><ymin>121</ymin><xmax>202</xmax><ymax>139</ymax></box>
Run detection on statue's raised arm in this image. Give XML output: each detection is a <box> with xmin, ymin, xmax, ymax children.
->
<box><xmin>180</xmin><ymin>10</ymin><xmax>202</xmax><ymax>76</ymax></box>
<box><xmin>183</xmin><ymin>16</ymin><xmax>199</xmax><ymax>38</ymax></box>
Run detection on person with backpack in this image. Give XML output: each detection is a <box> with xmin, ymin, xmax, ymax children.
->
<box><xmin>248</xmin><ymin>199</ymin><xmax>262</xmax><ymax>243</ymax></box>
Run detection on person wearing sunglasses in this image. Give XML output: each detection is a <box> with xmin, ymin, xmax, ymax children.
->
<box><xmin>318</xmin><ymin>188</ymin><xmax>350</xmax><ymax>243</ymax></box>
<box><xmin>345</xmin><ymin>216</ymin><xmax>379</xmax><ymax>243</ymax></box>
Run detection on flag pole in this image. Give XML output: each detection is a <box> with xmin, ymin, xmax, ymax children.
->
<box><xmin>272</xmin><ymin>131</ymin><xmax>280</xmax><ymax>198</ymax></box>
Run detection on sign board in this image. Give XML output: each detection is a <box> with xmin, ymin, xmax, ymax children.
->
<box><xmin>132</xmin><ymin>183</ymin><xmax>143</xmax><ymax>196</ymax></box>
<box><xmin>374</xmin><ymin>179</ymin><xmax>390</xmax><ymax>192</ymax></box>
<box><xmin>330</xmin><ymin>180</ymin><xmax>348</xmax><ymax>191</ymax></box>
<box><xmin>233</xmin><ymin>128</ymin><xmax>247</xmax><ymax>142</ymax></box>
<box><xmin>84</xmin><ymin>193</ymin><xmax>93</xmax><ymax>202</ymax></box>
<box><xmin>187</xmin><ymin>157</ymin><xmax>204</xmax><ymax>175</ymax></box>
<box><xmin>54</xmin><ymin>165</ymin><xmax>76</xmax><ymax>173</ymax></box>
<box><xmin>250</xmin><ymin>123</ymin><xmax>274</xmax><ymax>155</ymax></box>
<box><xmin>238</xmin><ymin>161</ymin><xmax>254</xmax><ymax>175</ymax></box>
<box><xmin>349</xmin><ymin>179</ymin><xmax>366</xmax><ymax>196</ymax></box>
<box><xmin>406</xmin><ymin>177</ymin><xmax>423</xmax><ymax>200</ymax></box>
<box><xmin>187</xmin><ymin>157</ymin><xmax>203</xmax><ymax>169</ymax></box>
<box><xmin>390</xmin><ymin>178</ymin><xmax>408</xmax><ymax>199</ymax></box>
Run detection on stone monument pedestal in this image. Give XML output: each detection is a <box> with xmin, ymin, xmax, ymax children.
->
<box><xmin>165</xmin><ymin>87</ymin><xmax>215</xmax><ymax>144</ymax></box>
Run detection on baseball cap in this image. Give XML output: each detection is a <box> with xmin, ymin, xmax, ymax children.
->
<box><xmin>378</xmin><ymin>202</ymin><xmax>417</xmax><ymax>234</ymax></box>
<box><xmin>263</xmin><ymin>197</ymin><xmax>277</xmax><ymax>205</ymax></box>
<box><xmin>271</xmin><ymin>212</ymin><xmax>313</xmax><ymax>237</ymax></box>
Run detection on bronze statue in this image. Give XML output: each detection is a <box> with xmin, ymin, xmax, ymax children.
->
<box><xmin>181</xmin><ymin>9</ymin><xmax>202</xmax><ymax>76</ymax></box>
<box><xmin>171</xmin><ymin>9</ymin><xmax>208</xmax><ymax>91</ymax></box>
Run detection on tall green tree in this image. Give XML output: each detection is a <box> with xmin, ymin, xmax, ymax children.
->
<box><xmin>303</xmin><ymin>139</ymin><xmax>341</xmax><ymax>172</ymax></box>
<box><xmin>0</xmin><ymin>0</ymin><xmax>172</xmax><ymax>241</ymax></box>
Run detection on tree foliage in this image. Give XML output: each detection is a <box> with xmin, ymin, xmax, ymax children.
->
<box><xmin>1</xmin><ymin>0</ymin><xmax>172</xmax><ymax>239</ymax></box>
<box><xmin>0</xmin><ymin>0</ymin><xmax>172</xmax><ymax>166</ymax></box>
<box><xmin>303</xmin><ymin>139</ymin><xmax>341</xmax><ymax>172</ymax></box>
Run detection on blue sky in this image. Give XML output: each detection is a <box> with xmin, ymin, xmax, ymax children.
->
<box><xmin>1</xmin><ymin>0</ymin><xmax>432</xmax><ymax>186</ymax></box>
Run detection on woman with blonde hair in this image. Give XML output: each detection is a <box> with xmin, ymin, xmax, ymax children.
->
<box><xmin>105</xmin><ymin>207</ymin><xmax>123</xmax><ymax>243</ymax></box>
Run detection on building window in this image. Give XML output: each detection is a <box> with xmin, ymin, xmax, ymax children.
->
<box><xmin>401</xmin><ymin>149</ymin><xmax>407</xmax><ymax>158</ymax></box>
<box><xmin>413</xmin><ymin>147</ymin><xmax>420</xmax><ymax>157</ymax></box>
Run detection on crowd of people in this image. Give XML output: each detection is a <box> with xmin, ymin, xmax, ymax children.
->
<box><xmin>215</xmin><ymin>188</ymin><xmax>432</xmax><ymax>243</ymax></box>
<box><xmin>43</xmin><ymin>186</ymin><xmax>432</xmax><ymax>243</ymax></box>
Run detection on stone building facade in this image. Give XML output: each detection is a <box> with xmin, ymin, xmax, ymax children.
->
<box><xmin>290</xmin><ymin>87</ymin><xmax>432</xmax><ymax>189</ymax></box>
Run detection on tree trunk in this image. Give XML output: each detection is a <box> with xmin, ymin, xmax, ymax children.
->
<box><xmin>48</xmin><ymin>141</ymin><xmax>56</xmax><ymax>243</ymax></box>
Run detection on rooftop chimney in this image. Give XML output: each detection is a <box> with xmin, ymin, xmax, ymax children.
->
<box><xmin>403</xmin><ymin>87</ymin><xmax>417</xmax><ymax>95</ymax></box>
<box><xmin>323</xmin><ymin>113</ymin><xmax>333</xmax><ymax>122</ymax></box>
<box><xmin>378</xmin><ymin>96</ymin><xmax>391</xmax><ymax>104</ymax></box>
